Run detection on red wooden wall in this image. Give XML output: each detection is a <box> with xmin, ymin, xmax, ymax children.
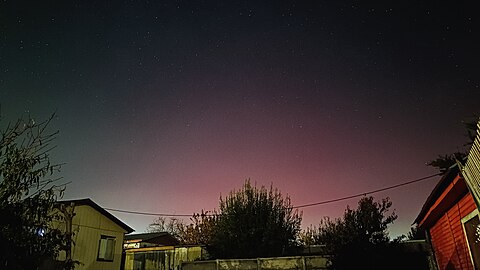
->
<box><xmin>429</xmin><ymin>193</ymin><xmax>477</xmax><ymax>270</ymax></box>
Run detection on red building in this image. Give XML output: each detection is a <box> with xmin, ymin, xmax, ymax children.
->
<box><xmin>415</xmin><ymin>165</ymin><xmax>480</xmax><ymax>269</ymax></box>
<box><xmin>416</xmin><ymin>120</ymin><xmax>480</xmax><ymax>270</ymax></box>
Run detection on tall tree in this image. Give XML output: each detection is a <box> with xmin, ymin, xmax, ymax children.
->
<box><xmin>181</xmin><ymin>211</ymin><xmax>218</xmax><ymax>246</ymax></box>
<box><xmin>208</xmin><ymin>180</ymin><xmax>302</xmax><ymax>259</ymax></box>
<box><xmin>0</xmin><ymin>115</ymin><xmax>71</xmax><ymax>269</ymax></box>
<box><xmin>147</xmin><ymin>216</ymin><xmax>185</xmax><ymax>239</ymax></box>
<box><xmin>406</xmin><ymin>225</ymin><xmax>425</xmax><ymax>241</ymax></box>
<box><xmin>314</xmin><ymin>196</ymin><xmax>397</xmax><ymax>269</ymax></box>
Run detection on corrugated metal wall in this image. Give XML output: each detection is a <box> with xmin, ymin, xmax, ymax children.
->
<box><xmin>463</xmin><ymin>120</ymin><xmax>480</xmax><ymax>208</ymax></box>
<box><xmin>429</xmin><ymin>193</ymin><xmax>476</xmax><ymax>270</ymax></box>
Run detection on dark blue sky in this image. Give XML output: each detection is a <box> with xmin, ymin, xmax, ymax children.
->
<box><xmin>1</xmin><ymin>1</ymin><xmax>479</xmax><ymax>236</ymax></box>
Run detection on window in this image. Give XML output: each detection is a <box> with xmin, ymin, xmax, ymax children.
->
<box><xmin>97</xmin><ymin>235</ymin><xmax>116</xmax><ymax>261</ymax></box>
<box><xmin>462</xmin><ymin>209</ymin><xmax>480</xmax><ymax>269</ymax></box>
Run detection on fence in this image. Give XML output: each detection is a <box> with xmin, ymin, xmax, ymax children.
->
<box><xmin>124</xmin><ymin>246</ymin><xmax>206</xmax><ymax>270</ymax></box>
<box><xmin>181</xmin><ymin>256</ymin><xmax>330</xmax><ymax>270</ymax></box>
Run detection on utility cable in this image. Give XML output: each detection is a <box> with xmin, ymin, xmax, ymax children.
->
<box><xmin>103</xmin><ymin>208</ymin><xmax>194</xmax><ymax>217</ymax></box>
<box><xmin>291</xmin><ymin>172</ymin><xmax>441</xmax><ymax>209</ymax></box>
<box><xmin>104</xmin><ymin>172</ymin><xmax>442</xmax><ymax>216</ymax></box>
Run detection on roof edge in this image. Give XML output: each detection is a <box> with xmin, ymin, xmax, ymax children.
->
<box><xmin>58</xmin><ymin>198</ymin><xmax>134</xmax><ymax>233</ymax></box>
<box><xmin>414</xmin><ymin>165</ymin><xmax>460</xmax><ymax>225</ymax></box>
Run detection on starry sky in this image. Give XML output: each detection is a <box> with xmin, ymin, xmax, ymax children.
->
<box><xmin>1</xmin><ymin>1</ymin><xmax>479</xmax><ymax>237</ymax></box>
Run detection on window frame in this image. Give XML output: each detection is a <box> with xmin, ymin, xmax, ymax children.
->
<box><xmin>97</xmin><ymin>235</ymin><xmax>116</xmax><ymax>262</ymax></box>
<box><xmin>461</xmin><ymin>209</ymin><xmax>480</xmax><ymax>269</ymax></box>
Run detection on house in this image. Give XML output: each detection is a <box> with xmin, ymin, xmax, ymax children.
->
<box><xmin>415</xmin><ymin>120</ymin><xmax>480</xmax><ymax>269</ymax></box>
<box><xmin>414</xmin><ymin>165</ymin><xmax>477</xmax><ymax>269</ymax></box>
<box><xmin>123</xmin><ymin>232</ymin><xmax>206</xmax><ymax>270</ymax></box>
<box><xmin>50</xmin><ymin>198</ymin><xmax>134</xmax><ymax>270</ymax></box>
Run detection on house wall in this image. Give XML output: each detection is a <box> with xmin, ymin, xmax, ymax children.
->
<box><xmin>429</xmin><ymin>192</ymin><xmax>477</xmax><ymax>270</ymax></box>
<box><xmin>69</xmin><ymin>205</ymin><xmax>128</xmax><ymax>270</ymax></box>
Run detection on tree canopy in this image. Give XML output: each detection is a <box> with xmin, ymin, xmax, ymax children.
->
<box><xmin>181</xmin><ymin>211</ymin><xmax>218</xmax><ymax>246</ymax></box>
<box><xmin>0</xmin><ymin>115</ymin><xmax>71</xmax><ymax>269</ymax></box>
<box><xmin>208</xmin><ymin>180</ymin><xmax>302</xmax><ymax>259</ymax></box>
<box><xmin>147</xmin><ymin>216</ymin><xmax>184</xmax><ymax>238</ymax></box>
<box><xmin>312</xmin><ymin>196</ymin><xmax>398</xmax><ymax>269</ymax></box>
<box><xmin>147</xmin><ymin>212</ymin><xmax>218</xmax><ymax>246</ymax></box>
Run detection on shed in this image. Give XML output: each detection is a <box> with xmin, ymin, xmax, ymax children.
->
<box><xmin>415</xmin><ymin>165</ymin><xmax>479</xmax><ymax>269</ymax></box>
<box><xmin>51</xmin><ymin>198</ymin><xmax>134</xmax><ymax>270</ymax></box>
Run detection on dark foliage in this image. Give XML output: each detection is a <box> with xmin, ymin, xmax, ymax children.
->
<box><xmin>0</xmin><ymin>115</ymin><xmax>72</xmax><ymax>269</ymax></box>
<box><xmin>147</xmin><ymin>216</ymin><xmax>185</xmax><ymax>238</ymax></box>
<box><xmin>147</xmin><ymin>212</ymin><xmax>219</xmax><ymax>247</ymax></box>
<box><xmin>181</xmin><ymin>211</ymin><xmax>218</xmax><ymax>247</ymax></box>
<box><xmin>314</xmin><ymin>196</ymin><xmax>398</xmax><ymax>269</ymax></box>
<box><xmin>208</xmin><ymin>180</ymin><xmax>302</xmax><ymax>259</ymax></box>
<box><xmin>407</xmin><ymin>225</ymin><xmax>426</xmax><ymax>240</ymax></box>
<box><xmin>427</xmin><ymin>152</ymin><xmax>466</xmax><ymax>174</ymax></box>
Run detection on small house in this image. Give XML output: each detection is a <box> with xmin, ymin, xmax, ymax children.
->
<box><xmin>50</xmin><ymin>198</ymin><xmax>134</xmax><ymax>270</ymax></box>
<box><xmin>123</xmin><ymin>232</ymin><xmax>206</xmax><ymax>270</ymax></box>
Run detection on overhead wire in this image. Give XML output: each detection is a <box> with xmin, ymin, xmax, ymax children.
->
<box><xmin>103</xmin><ymin>172</ymin><xmax>442</xmax><ymax>217</ymax></box>
<box><xmin>291</xmin><ymin>172</ymin><xmax>442</xmax><ymax>209</ymax></box>
<box><xmin>103</xmin><ymin>208</ymin><xmax>193</xmax><ymax>217</ymax></box>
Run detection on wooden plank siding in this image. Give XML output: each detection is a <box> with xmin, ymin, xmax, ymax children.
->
<box><xmin>71</xmin><ymin>204</ymin><xmax>128</xmax><ymax>270</ymax></box>
<box><xmin>51</xmin><ymin>201</ymin><xmax>132</xmax><ymax>270</ymax></box>
<box><xmin>429</xmin><ymin>193</ymin><xmax>477</xmax><ymax>270</ymax></box>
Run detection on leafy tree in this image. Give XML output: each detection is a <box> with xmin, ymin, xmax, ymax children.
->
<box><xmin>464</xmin><ymin>120</ymin><xmax>478</xmax><ymax>145</ymax></box>
<box><xmin>314</xmin><ymin>196</ymin><xmax>397</xmax><ymax>269</ymax></box>
<box><xmin>0</xmin><ymin>115</ymin><xmax>72</xmax><ymax>269</ymax></box>
<box><xmin>181</xmin><ymin>211</ymin><xmax>218</xmax><ymax>246</ymax></box>
<box><xmin>407</xmin><ymin>225</ymin><xmax>425</xmax><ymax>240</ymax></box>
<box><xmin>147</xmin><ymin>212</ymin><xmax>218</xmax><ymax>248</ymax></box>
<box><xmin>147</xmin><ymin>216</ymin><xmax>185</xmax><ymax>238</ymax></box>
<box><xmin>298</xmin><ymin>225</ymin><xmax>317</xmax><ymax>247</ymax></box>
<box><xmin>208</xmin><ymin>180</ymin><xmax>302</xmax><ymax>259</ymax></box>
<box><xmin>427</xmin><ymin>152</ymin><xmax>466</xmax><ymax>174</ymax></box>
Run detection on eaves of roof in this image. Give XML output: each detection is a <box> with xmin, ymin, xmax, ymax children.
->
<box><xmin>414</xmin><ymin>165</ymin><xmax>462</xmax><ymax>226</ymax></box>
<box><xmin>58</xmin><ymin>198</ymin><xmax>134</xmax><ymax>233</ymax></box>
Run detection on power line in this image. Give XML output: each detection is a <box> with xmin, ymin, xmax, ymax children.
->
<box><xmin>104</xmin><ymin>172</ymin><xmax>442</xmax><ymax>217</ymax></box>
<box><xmin>103</xmin><ymin>208</ymin><xmax>194</xmax><ymax>217</ymax></box>
<box><xmin>291</xmin><ymin>172</ymin><xmax>442</xmax><ymax>209</ymax></box>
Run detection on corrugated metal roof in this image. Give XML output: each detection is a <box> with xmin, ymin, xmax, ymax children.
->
<box><xmin>124</xmin><ymin>232</ymin><xmax>171</xmax><ymax>241</ymax></box>
<box><xmin>462</xmin><ymin>119</ymin><xmax>480</xmax><ymax>208</ymax></box>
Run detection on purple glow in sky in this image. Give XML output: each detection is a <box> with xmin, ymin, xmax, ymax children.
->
<box><xmin>1</xmin><ymin>1</ymin><xmax>479</xmax><ymax>237</ymax></box>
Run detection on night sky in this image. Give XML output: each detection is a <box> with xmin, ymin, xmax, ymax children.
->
<box><xmin>1</xmin><ymin>1</ymin><xmax>479</xmax><ymax>237</ymax></box>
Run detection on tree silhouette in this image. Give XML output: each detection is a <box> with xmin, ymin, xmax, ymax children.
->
<box><xmin>208</xmin><ymin>180</ymin><xmax>302</xmax><ymax>259</ymax></box>
<box><xmin>181</xmin><ymin>211</ymin><xmax>218</xmax><ymax>246</ymax></box>
<box><xmin>314</xmin><ymin>196</ymin><xmax>397</xmax><ymax>269</ymax></box>
<box><xmin>0</xmin><ymin>114</ymin><xmax>72</xmax><ymax>269</ymax></box>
